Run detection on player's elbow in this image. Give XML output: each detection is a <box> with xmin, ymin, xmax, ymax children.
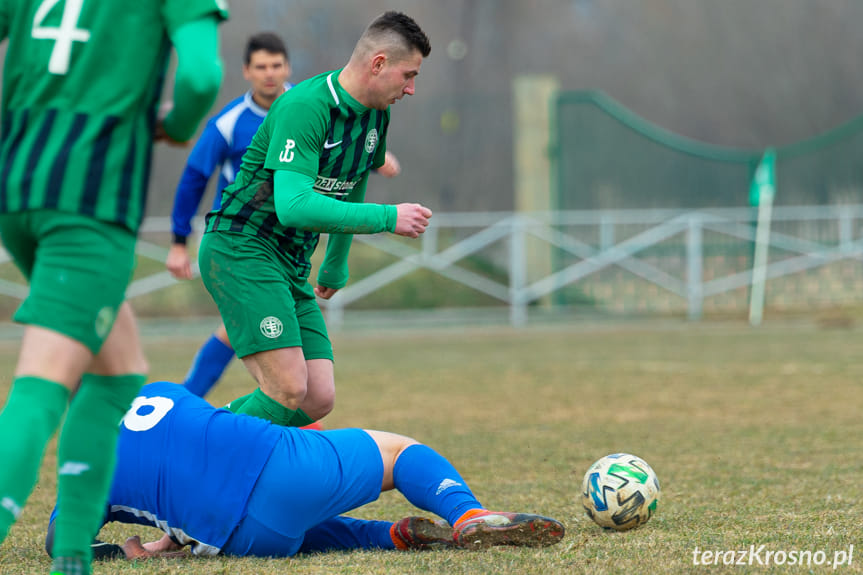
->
<box><xmin>183</xmin><ymin>59</ymin><xmax>222</xmax><ymax>105</ymax></box>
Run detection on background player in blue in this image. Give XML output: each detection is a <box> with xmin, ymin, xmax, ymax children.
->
<box><xmin>45</xmin><ymin>382</ymin><xmax>565</xmax><ymax>559</ymax></box>
<box><xmin>167</xmin><ymin>32</ymin><xmax>402</xmax><ymax>399</ymax></box>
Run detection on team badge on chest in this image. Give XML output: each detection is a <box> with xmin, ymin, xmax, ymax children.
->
<box><xmin>364</xmin><ymin>129</ymin><xmax>378</xmax><ymax>154</ymax></box>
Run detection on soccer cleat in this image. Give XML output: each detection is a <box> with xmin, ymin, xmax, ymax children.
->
<box><xmin>390</xmin><ymin>516</ymin><xmax>456</xmax><ymax>550</ymax></box>
<box><xmin>92</xmin><ymin>539</ymin><xmax>125</xmax><ymax>560</ymax></box>
<box><xmin>453</xmin><ymin>510</ymin><xmax>565</xmax><ymax>549</ymax></box>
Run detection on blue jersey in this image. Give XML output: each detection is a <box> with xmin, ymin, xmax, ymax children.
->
<box><xmin>170</xmin><ymin>85</ymin><xmax>291</xmax><ymax>241</ymax></box>
<box><xmin>105</xmin><ymin>382</ymin><xmax>281</xmax><ymax>555</ymax></box>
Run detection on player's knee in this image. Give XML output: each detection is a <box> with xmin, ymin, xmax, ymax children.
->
<box><xmin>269</xmin><ymin>384</ymin><xmax>306</xmax><ymax>411</ymax></box>
<box><xmin>366</xmin><ymin>430</ymin><xmax>420</xmax><ymax>467</ymax></box>
<box><xmin>304</xmin><ymin>384</ymin><xmax>335</xmax><ymax>420</ymax></box>
<box><xmin>303</xmin><ymin>398</ymin><xmax>333</xmax><ymax>421</ymax></box>
<box><xmin>392</xmin><ymin>436</ymin><xmax>421</xmax><ymax>461</ymax></box>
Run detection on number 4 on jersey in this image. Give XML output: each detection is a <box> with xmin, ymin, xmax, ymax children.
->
<box><xmin>31</xmin><ymin>0</ymin><xmax>90</xmax><ymax>75</ymax></box>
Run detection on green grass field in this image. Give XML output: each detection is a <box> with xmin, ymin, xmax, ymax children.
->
<box><xmin>0</xmin><ymin>321</ymin><xmax>861</xmax><ymax>574</ymax></box>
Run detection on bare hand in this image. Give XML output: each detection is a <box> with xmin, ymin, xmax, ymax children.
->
<box><xmin>154</xmin><ymin>119</ymin><xmax>189</xmax><ymax>147</ymax></box>
<box><xmin>121</xmin><ymin>534</ymin><xmax>187</xmax><ymax>560</ymax></box>
<box><xmin>154</xmin><ymin>102</ymin><xmax>189</xmax><ymax>147</ymax></box>
<box><xmin>376</xmin><ymin>151</ymin><xmax>401</xmax><ymax>178</ymax></box>
<box><xmin>166</xmin><ymin>243</ymin><xmax>193</xmax><ymax>279</ymax></box>
<box><xmin>394</xmin><ymin>203</ymin><xmax>432</xmax><ymax>238</ymax></box>
<box><xmin>315</xmin><ymin>285</ymin><xmax>339</xmax><ymax>300</ymax></box>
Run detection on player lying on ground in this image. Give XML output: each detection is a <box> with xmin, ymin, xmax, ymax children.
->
<box><xmin>45</xmin><ymin>382</ymin><xmax>564</xmax><ymax>559</ymax></box>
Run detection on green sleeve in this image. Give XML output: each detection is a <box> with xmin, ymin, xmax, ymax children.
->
<box><xmin>263</xmin><ymin>102</ymin><xmax>327</xmax><ymax>177</ymax></box>
<box><xmin>162</xmin><ymin>0</ymin><xmax>229</xmax><ymax>36</ymax></box>
<box><xmin>316</xmin><ymin>175</ymin><xmax>372</xmax><ymax>289</ymax></box>
<box><xmin>274</xmin><ymin>170</ymin><xmax>396</xmax><ymax>234</ymax></box>
<box><xmin>161</xmin><ymin>16</ymin><xmax>223</xmax><ymax>142</ymax></box>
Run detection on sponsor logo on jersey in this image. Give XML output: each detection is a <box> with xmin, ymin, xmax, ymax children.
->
<box><xmin>364</xmin><ymin>129</ymin><xmax>378</xmax><ymax>153</ymax></box>
<box><xmin>260</xmin><ymin>316</ymin><xmax>283</xmax><ymax>339</ymax></box>
<box><xmin>323</xmin><ymin>139</ymin><xmax>343</xmax><ymax>150</ymax></box>
<box><xmin>313</xmin><ymin>176</ymin><xmax>360</xmax><ymax>197</ymax></box>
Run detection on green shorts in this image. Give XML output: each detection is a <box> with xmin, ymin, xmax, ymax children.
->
<box><xmin>0</xmin><ymin>210</ymin><xmax>137</xmax><ymax>354</ymax></box>
<box><xmin>198</xmin><ymin>231</ymin><xmax>333</xmax><ymax>361</ymax></box>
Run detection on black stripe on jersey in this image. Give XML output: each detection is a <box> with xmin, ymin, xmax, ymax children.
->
<box><xmin>328</xmin><ymin>109</ymin><xmax>356</xmax><ymax>177</ymax></box>
<box><xmin>115</xmin><ymin>127</ymin><xmax>137</xmax><ymax>225</ymax></box>
<box><xmin>275</xmin><ymin>227</ymin><xmax>295</xmax><ymax>253</ymax></box>
<box><xmin>346</xmin><ymin>112</ymin><xmax>372</xmax><ymax>181</ymax></box>
<box><xmin>320</xmin><ymin>107</ymin><xmax>342</xmax><ymax>165</ymax></box>
<box><xmin>0</xmin><ymin>110</ymin><xmax>30</xmax><ymax>212</ymax></box>
<box><xmin>257</xmin><ymin>212</ymin><xmax>279</xmax><ymax>241</ymax></box>
<box><xmin>138</xmin><ymin>127</ymin><xmax>156</xmax><ymax>228</ymax></box>
<box><xmin>20</xmin><ymin>110</ymin><xmax>57</xmax><ymax>207</ymax></box>
<box><xmin>274</xmin><ymin>228</ymin><xmax>318</xmax><ymax>277</ymax></box>
<box><xmin>228</xmin><ymin>170</ymin><xmax>275</xmax><ymax>234</ymax></box>
<box><xmin>81</xmin><ymin>116</ymin><xmax>119</xmax><ymax>217</ymax></box>
<box><xmin>371</xmin><ymin>111</ymin><xmax>386</xmax><ymax>169</ymax></box>
<box><xmin>46</xmin><ymin>113</ymin><xmax>88</xmax><ymax>210</ymax></box>
<box><xmin>213</xmin><ymin>164</ymin><xmax>265</xmax><ymax>231</ymax></box>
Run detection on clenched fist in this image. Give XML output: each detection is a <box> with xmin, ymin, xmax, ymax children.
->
<box><xmin>394</xmin><ymin>203</ymin><xmax>432</xmax><ymax>238</ymax></box>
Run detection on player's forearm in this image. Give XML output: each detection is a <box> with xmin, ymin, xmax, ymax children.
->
<box><xmin>274</xmin><ymin>170</ymin><xmax>396</xmax><ymax>234</ymax></box>
<box><xmin>316</xmin><ymin>175</ymin><xmax>369</xmax><ymax>286</ymax></box>
<box><xmin>171</xmin><ymin>168</ymin><xmax>210</xmax><ymax>241</ymax></box>
<box><xmin>162</xmin><ymin>17</ymin><xmax>223</xmax><ymax>142</ymax></box>
<box><xmin>317</xmin><ymin>233</ymin><xmax>353</xmax><ymax>288</ymax></box>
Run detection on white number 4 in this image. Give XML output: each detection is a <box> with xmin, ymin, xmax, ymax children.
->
<box><xmin>31</xmin><ymin>0</ymin><xmax>90</xmax><ymax>75</ymax></box>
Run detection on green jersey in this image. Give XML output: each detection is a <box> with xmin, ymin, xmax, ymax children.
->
<box><xmin>0</xmin><ymin>0</ymin><xmax>228</xmax><ymax>232</ymax></box>
<box><xmin>206</xmin><ymin>69</ymin><xmax>389</xmax><ymax>279</ymax></box>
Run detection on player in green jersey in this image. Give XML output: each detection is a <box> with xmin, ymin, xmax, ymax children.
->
<box><xmin>0</xmin><ymin>1</ymin><xmax>227</xmax><ymax>574</ymax></box>
<box><xmin>165</xmin><ymin>32</ymin><xmax>402</xmax><ymax>403</ymax></box>
<box><xmin>199</xmin><ymin>11</ymin><xmax>432</xmax><ymax>428</ymax></box>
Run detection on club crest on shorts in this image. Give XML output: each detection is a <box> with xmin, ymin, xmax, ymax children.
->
<box><xmin>260</xmin><ymin>316</ymin><xmax>283</xmax><ymax>338</ymax></box>
<box><xmin>94</xmin><ymin>307</ymin><xmax>115</xmax><ymax>340</ymax></box>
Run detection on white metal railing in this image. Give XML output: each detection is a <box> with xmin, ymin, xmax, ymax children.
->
<box><xmin>1</xmin><ymin>206</ymin><xmax>861</xmax><ymax>328</ymax></box>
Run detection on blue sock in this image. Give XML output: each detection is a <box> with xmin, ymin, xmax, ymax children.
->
<box><xmin>393</xmin><ymin>444</ymin><xmax>483</xmax><ymax>526</ymax></box>
<box><xmin>299</xmin><ymin>516</ymin><xmax>394</xmax><ymax>552</ymax></box>
<box><xmin>183</xmin><ymin>334</ymin><xmax>235</xmax><ymax>397</ymax></box>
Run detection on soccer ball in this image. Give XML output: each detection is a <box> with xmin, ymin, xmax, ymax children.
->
<box><xmin>581</xmin><ymin>453</ymin><xmax>660</xmax><ymax>531</ymax></box>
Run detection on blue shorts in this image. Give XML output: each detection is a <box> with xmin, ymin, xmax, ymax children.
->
<box><xmin>221</xmin><ymin>428</ymin><xmax>384</xmax><ymax>557</ymax></box>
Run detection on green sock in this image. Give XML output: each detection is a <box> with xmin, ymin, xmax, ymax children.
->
<box><xmin>225</xmin><ymin>388</ymin><xmax>315</xmax><ymax>427</ymax></box>
<box><xmin>287</xmin><ymin>408</ymin><xmax>315</xmax><ymax>427</ymax></box>
<box><xmin>51</xmin><ymin>373</ymin><xmax>145</xmax><ymax>565</ymax></box>
<box><xmin>0</xmin><ymin>377</ymin><xmax>69</xmax><ymax>542</ymax></box>
<box><xmin>232</xmin><ymin>387</ymin><xmax>300</xmax><ymax>426</ymax></box>
<box><xmin>50</xmin><ymin>556</ymin><xmax>85</xmax><ymax>575</ymax></box>
<box><xmin>224</xmin><ymin>391</ymin><xmax>253</xmax><ymax>413</ymax></box>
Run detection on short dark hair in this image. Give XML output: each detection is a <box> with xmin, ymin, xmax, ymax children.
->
<box><xmin>368</xmin><ymin>11</ymin><xmax>431</xmax><ymax>58</ymax></box>
<box><xmin>244</xmin><ymin>32</ymin><xmax>289</xmax><ymax>65</ymax></box>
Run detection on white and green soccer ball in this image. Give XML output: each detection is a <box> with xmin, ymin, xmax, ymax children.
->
<box><xmin>581</xmin><ymin>453</ymin><xmax>660</xmax><ymax>531</ymax></box>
